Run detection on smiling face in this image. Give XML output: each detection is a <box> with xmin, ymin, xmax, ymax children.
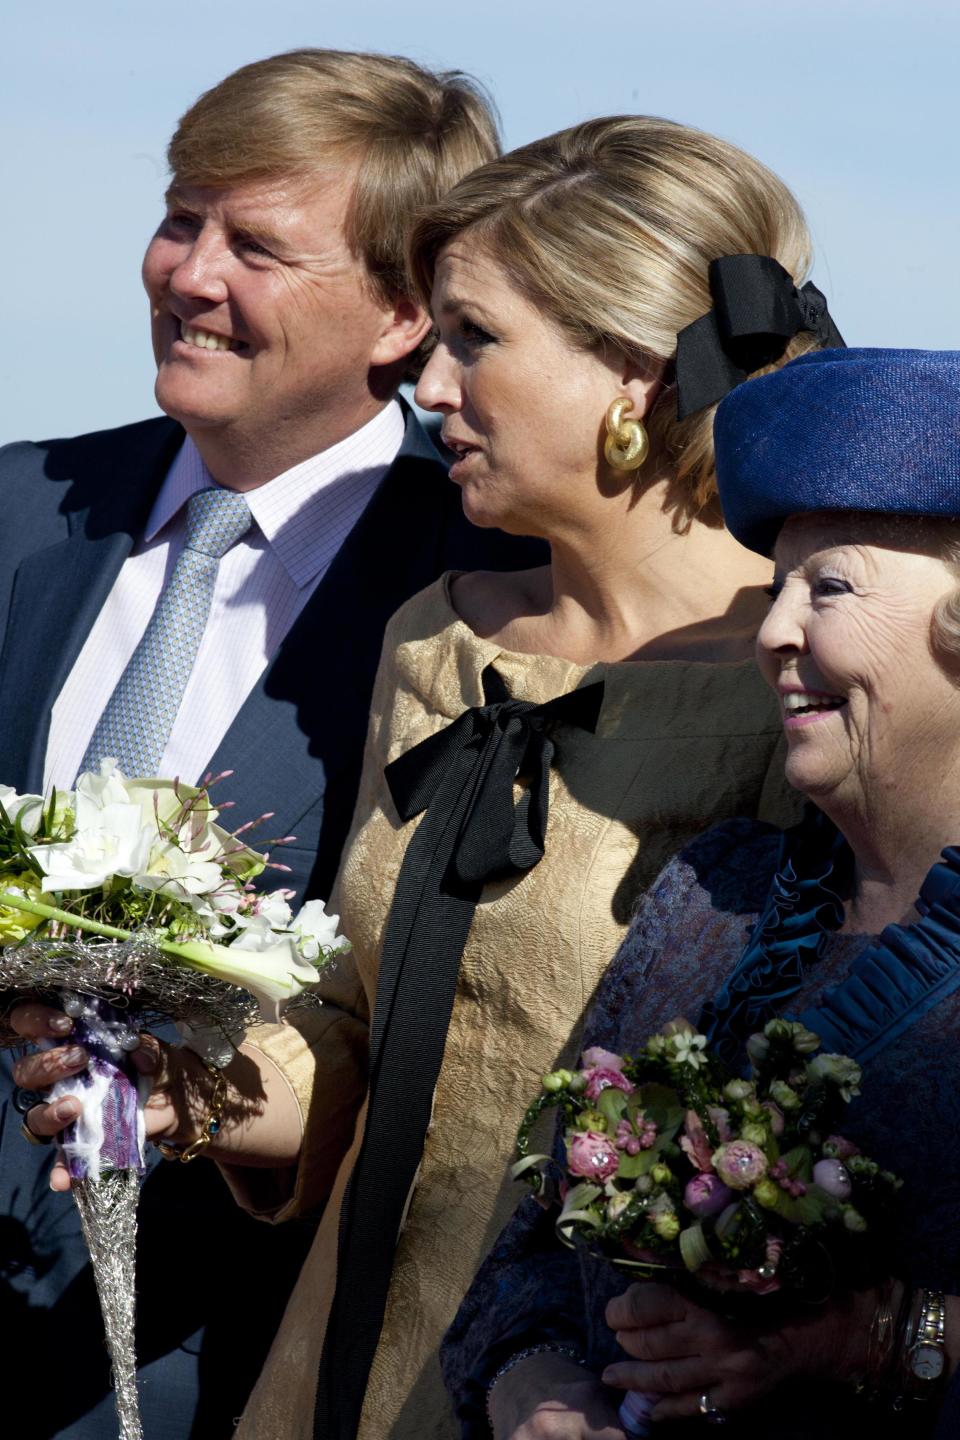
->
<box><xmin>757</xmin><ymin>514</ymin><xmax>960</xmax><ymax>811</ymax></box>
<box><xmin>142</xmin><ymin>172</ymin><xmax>428</xmax><ymax>479</ymax></box>
<box><xmin>414</xmin><ymin>235</ymin><xmax>654</xmax><ymax>537</ymax></box>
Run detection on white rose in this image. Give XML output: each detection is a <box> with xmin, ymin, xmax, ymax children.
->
<box><xmin>0</xmin><ymin>785</ymin><xmax>47</xmax><ymax>837</ymax></box>
<box><xmin>30</xmin><ymin>784</ymin><xmax>154</xmax><ymax>892</ymax></box>
<box><xmin>134</xmin><ymin>839</ymin><xmax>224</xmax><ymax>903</ymax></box>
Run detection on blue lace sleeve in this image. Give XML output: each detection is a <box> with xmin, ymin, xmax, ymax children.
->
<box><xmin>440</xmin><ymin>1196</ymin><xmax>591</xmax><ymax>1435</ymax></box>
<box><xmin>440</xmin><ymin>819</ymin><xmax>780</xmax><ymax>1433</ymax></box>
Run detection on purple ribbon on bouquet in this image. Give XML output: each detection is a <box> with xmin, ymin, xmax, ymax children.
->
<box><xmin>46</xmin><ymin>995</ymin><xmax>147</xmax><ymax>1179</ymax></box>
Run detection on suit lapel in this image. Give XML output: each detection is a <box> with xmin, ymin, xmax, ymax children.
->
<box><xmin>0</xmin><ymin>420</ymin><xmax>184</xmax><ymax>790</ymax></box>
<box><xmin>207</xmin><ymin>409</ymin><xmax>451</xmax><ymax>838</ymax></box>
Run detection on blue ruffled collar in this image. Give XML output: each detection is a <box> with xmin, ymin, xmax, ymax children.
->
<box><xmin>701</xmin><ymin>810</ymin><xmax>960</xmax><ymax>1069</ymax></box>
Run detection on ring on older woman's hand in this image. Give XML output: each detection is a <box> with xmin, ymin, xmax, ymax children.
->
<box><xmin>12</xmin><ymin>1086</ymin><xmax>45</xmax><ymax>1115</ymax></box>
<box><xmin>20</xmin><ymin>1110</ymin><xmax>53</xmax><ymax>1146</ymax></box>
<box><xmin>698</xmin><ymin>1391</ymin><xmax>728</xmax><ymax>1425</ymax></box>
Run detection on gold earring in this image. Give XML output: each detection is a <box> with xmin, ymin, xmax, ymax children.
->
<box><xmin>604</xmin><ymin>396</ymin><xmax>649</xmax><ymax>472</ymax></box>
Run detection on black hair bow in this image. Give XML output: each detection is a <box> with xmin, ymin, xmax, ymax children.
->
<box><xmin>674</xmin><ymin>254</ymin><xmax>845</xmax><ymax>420</ymax></box>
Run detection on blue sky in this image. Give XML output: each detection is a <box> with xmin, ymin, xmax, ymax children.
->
<box><xmin>3</xmin><ymin>0</ymin><xmax>957</xmax><ymax>443</ymax></box>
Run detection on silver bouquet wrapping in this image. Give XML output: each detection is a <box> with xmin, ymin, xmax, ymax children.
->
<box><xmin>0</xmin><ymin>768</ymin><xmax>348</xmax><ymax>1439</ymax></box>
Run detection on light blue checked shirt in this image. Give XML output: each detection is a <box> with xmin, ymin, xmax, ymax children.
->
<box><xmin>44</xmin><ymin>401</ymin><xmax>404</xmax><ymax>791</ymax></box>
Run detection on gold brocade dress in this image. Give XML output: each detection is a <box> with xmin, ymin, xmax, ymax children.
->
<box><xmin>228</xmin><ymin>575</ymin><xmax>801</xmax><ymax>1440</ymax></box>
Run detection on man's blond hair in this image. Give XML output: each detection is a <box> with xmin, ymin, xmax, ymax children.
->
<box><xmin>168</xmin><ymin>49</ymin><xmax>500</xmax><ymax>371</ymax></box>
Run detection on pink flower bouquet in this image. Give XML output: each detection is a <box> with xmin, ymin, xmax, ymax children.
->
<box><xmin>513</xmin><ymin>1021</ymin><xmax>901</xmax><ymax>1435</ymax></box>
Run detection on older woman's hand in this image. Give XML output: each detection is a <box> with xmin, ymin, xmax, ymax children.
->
<box><xmin>601</xmin><ymin>1281</ymin><xmax>873</xmax><ymax>1421</ymax></box>
<box><xmin>488</xmin><ymin>1352</ymin><xmax>625</xmax><ymax>1439</ymax></box>
<box><xmin>9</xmin><ymin>1000</ymin><xmax>189</xmax><ymax>1190</ymax></box>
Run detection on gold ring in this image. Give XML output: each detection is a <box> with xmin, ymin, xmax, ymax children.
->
<box><xmin>20</xmin><ymin>1112</ymin><xmax>53</xmax><ymax>1146</ymax></box>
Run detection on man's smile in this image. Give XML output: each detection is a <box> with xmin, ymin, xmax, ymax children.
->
<box><xmin>176</xmin><ymin>319</ymin><xmax>247</xmax><ymax>353</ymax></box>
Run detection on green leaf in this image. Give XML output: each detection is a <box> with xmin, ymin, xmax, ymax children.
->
<box><xmin>679</xmin><ymin>1222</ymin><xmax>711</xmax><ymax>1272</ymax></box>
<box><xmin>770</xmin><ymin>1183</ymin><xmax>831</xmax><ymax>1226</ymax></box>
<box><xmin>558</xmin><ymin>1182</ymin><xmax>602</xmax><ymax>1226</ymax></box>
<box><xmin>629</xmin><ymin>1083</ymin><xmax>684</xmax><ymax>1136</ymax></box>
<box><xmin>509</xmin><ymin>1153</ymin><xmax>551</xmax><ymax>1181</ymax></box>
<box><xmin>616</xmin><ymin>1149</ymin><xmax>658</xmax><ymax>1179</ymax></box>
<box><xmin>558</xmin><ymin>1210</ymin><xmax>602</xmax><ymax>1236</ymax></box>
<box><xmin>598</xmin><ymin>1087</ymin><xmax>628</xmax><ymax>1127</ymax></box>
<box><xmin>780</xmin><ymin>1144</ymin><xmax>814</xmax><ymax>1183</ymax></box>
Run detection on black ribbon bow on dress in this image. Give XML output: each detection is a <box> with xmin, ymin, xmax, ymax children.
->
<box><xmin>313</xmin><ymin>665</ymin><xmax>605</xmax><ymax>1440</ymax></box>
<box><xmin>674</xmin><ymin>254</ymin><xmax>845</xmax><ymax>420</ymax></box>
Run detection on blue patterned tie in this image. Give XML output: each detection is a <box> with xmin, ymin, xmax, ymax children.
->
<box><xmin>79</xmin><ymin>487</ymin><xmax>252</xmax><ymax>779</ymax></box>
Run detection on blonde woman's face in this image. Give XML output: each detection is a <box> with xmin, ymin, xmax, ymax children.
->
<box><xmin>415</xmin><ymin>236</ymin><xmax>626</xmax><ymax>537</ymax></box>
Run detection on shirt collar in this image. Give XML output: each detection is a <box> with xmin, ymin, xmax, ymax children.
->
<box><xmin>144</xmin><ymin>401</ymin><xmax>405</xmax><ymax>588</ymax></box>
<box><xmin>144</xmin><ymin>436</ymin><xmax>210</xmax><ymax>542</ymax></box>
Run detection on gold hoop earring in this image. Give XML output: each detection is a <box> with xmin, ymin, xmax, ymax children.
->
<box><xmin>604</xmin><ymin>396</ymin><xmax>649</xmax><ymax>472</ymax></box>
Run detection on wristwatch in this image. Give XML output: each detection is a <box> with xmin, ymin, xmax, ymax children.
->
<box><xmin>906</xmin><ymin>1289</ymin><xmax>947</xmax><ymax>1389</ymax></box>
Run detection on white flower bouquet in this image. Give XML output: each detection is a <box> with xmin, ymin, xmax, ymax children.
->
<box><xmin>0</xmin><ymin>762</ymin><xmax>348</xmax><ymax>1439</ymax></box>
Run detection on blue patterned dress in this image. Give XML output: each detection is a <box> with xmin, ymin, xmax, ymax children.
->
<box><xmin>442</xmin><ymin>818</ymin><xmax>960</xmax><ymax>1438</ymax></box>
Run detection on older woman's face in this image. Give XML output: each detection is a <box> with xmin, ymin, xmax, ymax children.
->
<box><xmin>414</xmin><ymin>235</ymin><xmax>637</xmax><ymax>536</ymax></box>
<box><xmin>757</xmin><ymin>515</ymin><xmax>960</xmax><ymax>808</ymax></box>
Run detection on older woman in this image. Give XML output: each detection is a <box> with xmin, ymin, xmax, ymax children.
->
<box><xmin>10</xmin><ymin>120</ymin><xmax>839</xmax><ymax>1439</ymax></box>
<box><xmin>447</xmin><ymin>347</ymin><xmax>960</xmax><ymax>1439</ymax></box>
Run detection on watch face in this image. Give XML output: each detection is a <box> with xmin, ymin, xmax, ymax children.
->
<box><xmin>911</xmin><ymin>1343</ymin><xmax>945</xmax><ymax>1382</ymax></box>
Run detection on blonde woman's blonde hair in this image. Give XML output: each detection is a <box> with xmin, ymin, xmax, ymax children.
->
<box><xmin>409</xmin><ymin>115</ymin><xmax>823</xmax><ymax>524</ymax></box>
<box><xmin>167</xmin><ymin>49</ymin><xmax>500</xmax><ymax>371</ymax></box>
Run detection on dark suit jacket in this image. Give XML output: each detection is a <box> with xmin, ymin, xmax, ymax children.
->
<box><xmin>0</xmin><ymin>408</ymin><xmax>545</xmax><ymax>1439</ymax></box>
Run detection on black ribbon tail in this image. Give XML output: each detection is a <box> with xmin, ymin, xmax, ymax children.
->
<box><xmin>676</xmin><ymin>311</ymin><xmax>747</xmax><ymax>420</ymax></box>
<box><xmin>312</xmin><ymin>668</ymin><xmax>604</xmax><ymax>1439</ymax></box>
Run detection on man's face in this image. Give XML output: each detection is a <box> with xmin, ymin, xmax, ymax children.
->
<box><xmin>142</xmin><ymin>171</ymin><xmax>411</xmax><ymax>468</ymax></box>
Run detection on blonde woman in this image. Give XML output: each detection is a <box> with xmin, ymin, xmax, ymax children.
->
<box><xmin>15</xmin><ymin>119</ymin><xmax>840</xmax><ymax>1439</ymax></box>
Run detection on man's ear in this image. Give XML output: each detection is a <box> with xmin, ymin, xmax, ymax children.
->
<box><xmin>369</xmin><ymin>295</ymin><xmax>433</xmax><ymax>368</ymax></box>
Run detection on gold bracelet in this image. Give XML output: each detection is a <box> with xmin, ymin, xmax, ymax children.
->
<box><xmin>864</xmin><ymin>1280</ymin><xmax>896</xmax><ymax>1388</ymax></box>
<box><xmin>155</xmin><ymin>1055</ymin><xmax>227</xmax><ymax>1163</ymax></box>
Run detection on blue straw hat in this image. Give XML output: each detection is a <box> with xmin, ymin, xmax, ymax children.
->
<box><xmin>713</xmin><ymin>348</ymin><xmax>960</xmax><ymax>556</ymax></box>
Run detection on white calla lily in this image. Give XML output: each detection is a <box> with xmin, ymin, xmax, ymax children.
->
<box><xmin>169</xmin><ymin>935</ymin><xmax>320</xmax><ymax>1021</ymax></box>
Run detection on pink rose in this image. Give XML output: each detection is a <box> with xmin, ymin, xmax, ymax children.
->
<box><xmin>584</xmin><ymin>1068</ymin><xmax>635</xmax><ymax>1102</ymax></box>
<box><xmin>581</xmin><ymin>1047</ymin><xmax>625</xmax><ymax>1072</ymax></box>
<box><xmin>825</xmin><ymin>1135</ymin><xmax>861</xmax><ymax>1161</ymax></box>
<box><xmin>679</xmin><ymin>1109</ymin><xmax>714</xmax><ymax>1171</ymax></box>
<box><xmin>567</xmin><ymin>1131</ymin><xmax>620</xmax><ymax>1183</ymax></box>
<box><xmin>712</xmin><ymin>1141</ymin><xmax>768</xmax><ymax>1190</ymax></box>
<box><xmin>812</xmin><ymin>1158</ymin><xmax>852</xmax><ymax>1200</ymax></box>
<box><xmin>684</xmin><ymin>1173</ymin><xmax>734</xmax><ymax>1218</ymax></box>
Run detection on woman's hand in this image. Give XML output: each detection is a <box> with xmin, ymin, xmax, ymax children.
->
<box><xmin>488</xmin><ymin>1352</ymin><xmax>625</xmax><ymax>1439</ymax></box>
<box><xmin>602</xmin><ymin>1281</ymin><xmax>873</xmax><ymax>1422</ymax></box>
<box><xmin>9</xmin><ymin>1000</ymin><xmax>199</xmax><ymax>1190</ymax></box>
<box><xmin>9</xmin><ymin>999</ymin><xmax>304</xmax><ymax>1187</ymax></box>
